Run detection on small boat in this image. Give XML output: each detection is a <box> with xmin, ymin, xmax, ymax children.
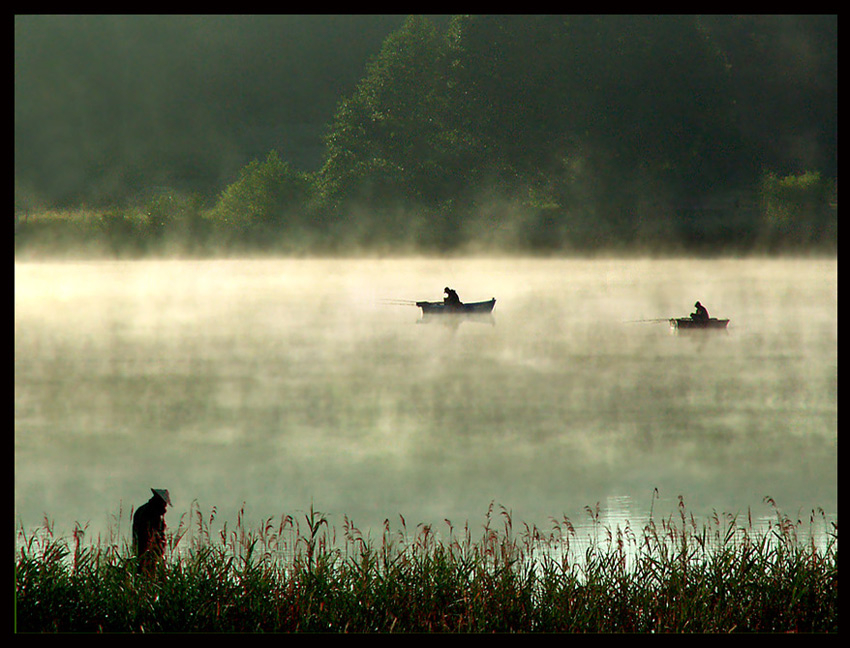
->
<box><xmin>669</xmin><ymin>317</ymin><xmax>729</xmax><ymax>330</ymax></box>
<box><xmin>415</xmin><ymin>298</ymin><xmax>496</xmax><ymax>316</ymax></box>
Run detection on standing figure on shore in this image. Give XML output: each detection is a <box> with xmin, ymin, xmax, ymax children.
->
<box><xmin>133</xmin><ymin>488</ymin><xmax>171</xmax><ymax>575</ymax></box>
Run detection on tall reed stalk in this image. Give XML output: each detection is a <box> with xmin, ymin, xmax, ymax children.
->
<box><xmin>15</xmin><ymin>497</ymin><xmax>837</xmax><ymax>633</ymax></box>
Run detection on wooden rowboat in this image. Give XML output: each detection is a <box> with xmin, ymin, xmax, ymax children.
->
<box><xmin>669</xmin><ymin>317</ymin><xmax>729</xmax><ymax>330</ymax></box>
<box><xmin>416</xmin><ymin>298</ymin><xmax>496</xmax><ymax>317</ymax></box>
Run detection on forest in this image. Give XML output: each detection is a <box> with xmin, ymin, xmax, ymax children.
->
<box><xmin>14</xmin><ymin>15</ymin><xmax>837</xmax><ymax>256</ymax></box>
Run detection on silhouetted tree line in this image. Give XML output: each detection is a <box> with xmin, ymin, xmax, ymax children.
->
<box><xmin>15</xmin><ymin>15</ymin><xmax>836</xmax><ymax>255</ymax></box>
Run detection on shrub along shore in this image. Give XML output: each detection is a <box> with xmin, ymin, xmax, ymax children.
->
<box><xmin>15</xmin><ymin>498</ymin><xmax>837</xmax><ymax>633</ymax></box>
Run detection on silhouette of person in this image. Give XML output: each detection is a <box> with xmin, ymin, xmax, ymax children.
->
<box><xmin>691</xmin><ymin>301</ymin><xmax>710</xmax><ymax>321</ymax></box>
<box><xmin>443</xmin><ymin>287</ymin><xmax>461</xmax><ymax>309</ymax></box>
<box><xmin>133</xmin><ymin>488</ymin><xmax>171</xmax><ymax>575</ymax></box>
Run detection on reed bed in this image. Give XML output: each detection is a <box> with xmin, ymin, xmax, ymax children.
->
<box><xmin>15</xmin><ymin>497</ymin><xmax>837</xmax><ymax>633</ymax></box>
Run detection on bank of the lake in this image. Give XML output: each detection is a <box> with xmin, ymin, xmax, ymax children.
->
<box><xmin>14</xmin><ymin>495</ymin><xmax>837</xmax><ymax>633</ymax></box>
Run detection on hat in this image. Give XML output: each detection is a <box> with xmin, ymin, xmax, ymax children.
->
<box><xmin>151</xmin><ymin>488</ymin><xmax>172</xmax><ymax>506</ymax></box>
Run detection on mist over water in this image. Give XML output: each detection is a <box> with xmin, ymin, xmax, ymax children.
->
<box><xmin>15</xmin><ymin>257</ymin><xmax>836</xmax><ymax>543</ymax></box>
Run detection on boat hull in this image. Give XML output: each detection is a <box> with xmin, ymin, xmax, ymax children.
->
<box><xmin>670</xmin><ymin>317</ymin><xmax>729</xmax><ymax>330</ymax></box>
<box><xmin>416</xmin><ymin>298</ymin><xmax>496</xmax><ymax>316</ymax></box>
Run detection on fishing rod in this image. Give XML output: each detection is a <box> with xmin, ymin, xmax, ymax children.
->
<box><xmin>378</xmin><ymin>298</ymin><xmax>419</xmax><ymax>306</ymax></box>
<box><xmin>624</xmin><ymin>318</ymin><xmax>672</xmax><ymax>323</ymax></box>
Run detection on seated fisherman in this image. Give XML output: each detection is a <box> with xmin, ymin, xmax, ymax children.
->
<box><xmin>691</xmin><ymin>301</ymin><xmax>710</xmax><ymax>321</ymax></box>
<box><xmin>443</xmin><ymin>287</ymin><xmax>462</xmax><ymax>309</ymax></box>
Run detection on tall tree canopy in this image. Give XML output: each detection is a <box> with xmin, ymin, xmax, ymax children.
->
<box><xmin>15</xmin><ymin>15</ymin><xmax>836</xmax><ymax>254</ymax></box>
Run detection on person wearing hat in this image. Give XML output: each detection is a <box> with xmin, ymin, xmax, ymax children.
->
<box><xmin>133</xmin><ymin>488</ymin><xmax>172</xmax><ymax>575</ymax></box>
<box><xmin>691</xmin><ymin>301</ymin><xmax>710</xmax><ymax>322</ymax></box>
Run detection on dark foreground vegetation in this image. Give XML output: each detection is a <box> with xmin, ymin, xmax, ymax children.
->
<box><xmin>15</xmin><ymin>498</ymin><xmax>837</xmax><ymax>633</ymax></box>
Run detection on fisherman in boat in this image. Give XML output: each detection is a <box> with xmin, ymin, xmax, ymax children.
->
<box><xmin>691</xmin><ymin>301</ymin><xmax>710</xmax><ymax>322</ymax></box>
<box><xmin>443</xmin><ymin>287</ymin><xmax>462</xmax><ymax>309</ymax></box>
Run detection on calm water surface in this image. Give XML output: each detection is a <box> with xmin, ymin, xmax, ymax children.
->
<box><xmin>14</xmin><ymin>257</ymin><xmax>837</xmax><ymax>544</ymax></box>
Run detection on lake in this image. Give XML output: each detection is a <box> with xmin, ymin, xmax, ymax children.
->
<box><xmin>14</xmin><ymin>257</ymin><xmax>837</xmax><ymax>547</ymax></box>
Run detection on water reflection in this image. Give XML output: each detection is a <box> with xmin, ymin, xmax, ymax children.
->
<box><xmin>14</xmin><ymin>258</ymin><xmax>837</xmax><ymax>547</ymax></box>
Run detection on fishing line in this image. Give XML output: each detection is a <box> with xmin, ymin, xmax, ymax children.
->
<box><xmin>624</xmin><ymin>318</ymin><xmax>671</xmax><ymax>323</ymax></box>
<box><xmin>377</xmin><ymin>298</ymin><xmax>418</xmax><ymax>306</ymax></box>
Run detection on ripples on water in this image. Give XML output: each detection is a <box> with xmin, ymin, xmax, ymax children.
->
<box><xmin>14</xmin><ymin>257</ymin><xmax>836</xmax><ymax>544</ymax></box>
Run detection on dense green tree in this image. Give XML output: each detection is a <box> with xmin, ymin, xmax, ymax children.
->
<box><xmin>442</xmin><ymin>16</ymin><xmax>575</xmax><ymax>186</ymax></box>
<box><xmin>698</xmin><ymin>15</ymin><xmax>837</xmax><ymax>178</ymax></box>
<box><xmin>758</xmin><ymin>170</ymin><xmax>835</xmax><ymax>248</ymax></box>
<box><xmin>327</xmin><ymin>15</ymin><xmax>744</xmax><ymax>248</ymax></box>
<box><xmin>212</xmin><ymin>151</ymin><xmax>310</xmax><ymax>246</ymax></box>
<box><xmin>317</xmin><ymin>17</ymin><xmax>446</xmax><ymax>207</ymax></box>
<box><xmin>15</xmin><ymin>15</ymin><xmax>836</xmax><ymax>255</ymax></box>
